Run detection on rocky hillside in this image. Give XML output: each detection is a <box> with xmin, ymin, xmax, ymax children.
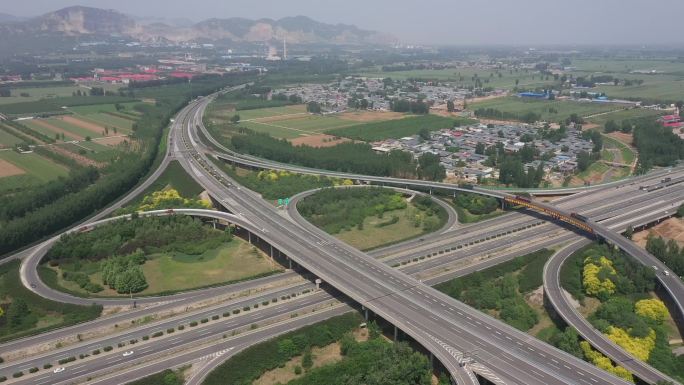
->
<box><xmin>0</xmin><ymin>6</ymin><xmax>394</xmax><ymax>45</ymax></box>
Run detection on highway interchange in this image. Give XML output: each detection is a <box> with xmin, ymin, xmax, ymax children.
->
<box><xmin>1</xmin><ymin>90</ymin><xmax>683</xmax><ymax>385</ymax></box>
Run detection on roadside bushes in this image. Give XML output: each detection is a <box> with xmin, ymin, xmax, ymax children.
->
<box><xmin>0</xmin><ymin>261</ymin><xmax>102</xmax><ymax>342</ymax></box>
<box><xmin>202</xmin><ymin>312</ymin><xmax>362</xmax><ymax>385</ymax></box>
<box><xmin>580</xmin><ymin>341</ymin><xmax>633</xmax><ymax>382</ymax></box>
<box><xmin>436</xmin><ymin>249</ymin><xmax>552</xmax><ymax>331</ymax></box>
<box><xmin>298</xmin><ymin>187</ymin><xmax>408</xmax><ymax>234</ymax></box>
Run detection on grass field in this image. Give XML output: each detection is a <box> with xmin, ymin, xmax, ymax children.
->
<box><xmin>585</xmin><ymin>108</ymin><xmax>664</xmax><ymax>126</ymax></box>
<box><xmin>0</xmin><ymin>174</ymin><xmax>44</xmax><ymax>194</ymax></box>
<box><xmin>42</xmin><ymin>118</ymin><xmax>97</xmax><ymax>138</ymax></box>
<box><xmin>603</xmin><ymin>135</ymin><xmax>636</xmax><ymax>165</ymax></box>
<box><xmin>235</xmin><ymin>112</ymin><xmax>356</xmax><ymax>139</ymax></box>
<box><xmin>359</xmin><ymin>66</ymin><xmax>557</xmax><ymax>90</ymax></box>
<box><xmin>0</xmin><ymin>84</ymin><xmax>121</xmax><ymax>105</ymax></box>
<box><xmin>590</xmin><ymin>77</ymin><xmax>684</xmax><ymax>104</ymax></box>
<box><xmin>50</xmin><ymin>239</ymin><xmax>280</xmax><ymax>296</ymax></box>
<box><xmin>237</xmin><ymin>105</ymin><xmax>306</xmax><ymax>120</ymax></box>
<box><xmin>576</xmin><ymin>162</ymin><xmax>611</xmax><ymax>182</ymax></box>
<box><xmin>566</xmin><ymin>58</ymin><xmax>684</xmax><ymax>103</ymax></box>
<box><xmin>569</xmin><ymin>58</ymin><xmax>684</xmax><ymax>74</ymax></box>
<box><xmin>0</xmin><ymin>150</ymin><xmax>69</xmax><ymax>181</ymax></box>
<box><xmin>333</xmin><ymin>207</ymin><xmax>426</xmax><ymax>251</ymax></box>
<box><xmin>471</xmin><ymin>97</ymin><xmax>624</xmax><ymax>122</ymax></box>
<box><xmin>66</xmin><ymin>101</ymin><xmax>141</xmax><ymax>116</ymax></box>
<box><xmin>0</xmin><ymin>96</ymin><xmax>138</xmax><ymax>116</ymax></box>
<box><xmin>0</xmin><ymin>127</ymin><xmax>23</xmax><ymax>147</ymax></box>
<box><xmin>22</xmin><ymin>119</ymin><xmax>77</xmax><ymax>141</ymax></box>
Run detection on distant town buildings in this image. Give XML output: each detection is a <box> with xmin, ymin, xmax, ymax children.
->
<box><xmin>371</xmin><ymin>123</ymin><xmax>594</xmax><ymax>183</ymax></box>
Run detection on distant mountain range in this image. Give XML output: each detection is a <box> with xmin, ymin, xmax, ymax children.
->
<box><xmin>0</xmin><ymin>6</ymin><xmax>395</xmax><ymax>46</ymax></box>
<box><xmin>0</xmin><ymin>12</ymin><xmax>24</xmax><ymax>23</ymax></box>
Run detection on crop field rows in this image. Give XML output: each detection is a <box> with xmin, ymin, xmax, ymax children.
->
<box><xmin>0</xmin><ymin>101</ymin><xmax>140</xmax><ymax>189</ymax></box>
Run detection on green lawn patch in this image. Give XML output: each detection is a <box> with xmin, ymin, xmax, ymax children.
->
<box><xmin>0</xmin><ymin>96</ymin><xmax>137</xmax><ymax>116</ymax></box>
<box><xmin>0</xmin><ymin>174</ymin><xmax>43</xmax><ymax>195</ymax></box>
<box><xmin>0</xmin><ymin>151</ymin><xmax>69</xmax><ymax>182</ymax></box>
<box><xmin>138</xmin><ymin>241</ymin><xmax>279</xmax><ymax>295</ymax></box>
<box><xmin>0</xmin><ymin>127</ymin><xmax>24</xmax><ymax>147</ymax></box>
<box><xmin>586</xmin><ymin>108</ymin><xmax>664</xmax><ymax>126</ymax></box>
<box><xmin>236</xmin><ymin>105</ymin><xmax>306</xmax><ymax>120</ymax></box>
<box><xmin>21</xmin><ymin>120</ymin><xmax>78</xmax><ymax>141</ymax></box>
<box><xmin>299</xmin><ymin>187</ymin><xmax>447</xmax><ymax>251</ymax></box>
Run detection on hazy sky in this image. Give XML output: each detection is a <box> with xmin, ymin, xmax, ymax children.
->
<box><xmin>4</xmin><ymin>0</ymin><xmax>684</xmax><ymax>45</ymax></box>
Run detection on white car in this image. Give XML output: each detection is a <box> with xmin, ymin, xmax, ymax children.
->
<box><xmin>53</xmin><ymin>367</ymin><xmax>65</xmax><ymax>373</ymax></box>
<box><xmin>652</xmin><ymin>265</ymin><xmax>658</xmax><ymax>271</ymax></box>
<box><xmin>122</xmin><ymin>351</ymin><xmax>134</xmax><ymax>357</ymax></box>
<box><xmin>664</xmin><ymin>271</ymin><xmax>670</xmax><ymax>276</ymax></box>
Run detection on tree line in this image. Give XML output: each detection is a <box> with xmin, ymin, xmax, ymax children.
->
<box><xmin>230</xmin><ymin>131</ymin><xmax>445</xmax><ymax>181</ymax></box>
<box><xmin>631</xmin><ymin>117</ymin><xmax>684</xmax><ymax>174</ymax></box>
<box><xmin>474</xmin><ymin>107</ymin><xmax>541</xmax><ymax>123</ymax></box>
<box><xmin>390</xmin><ymin>98</ymin><xmax>430</xmax><ymax>114</ymax></box>
<box><xmin>646</xmin><ymin>233</ymin><xmax>684</xmax><ymax>278</ymax></box>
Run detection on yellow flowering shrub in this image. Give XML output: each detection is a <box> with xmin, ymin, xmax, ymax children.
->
<box><xmin>635</xmin><ymin>299</ymin><xmax>670</xmax><ymax>323</ymax></box>
<box><xmin>580</xmin><ymin>341</ymin><xmax>634</xmax><ymax>382</ymax></box>
<box><xmin>605</xmin><ymin>326</ymin><xmax>656</xmax><ymax>362</ymax></box>
<box><xmin>138</xmin><ymin>188</ymin><xmax>211</xmax><ymax>211</ymax></box>
<box><xmin>583</xmin><ymin>256</ymin><xmax>616</xmax><ymax>297</ymax></box>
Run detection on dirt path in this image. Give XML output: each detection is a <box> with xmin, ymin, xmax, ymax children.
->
<box><xmin>583</xmin><ymin>108</ymin><xmax>628</xmax><ymax>120</ymax></box>
<box><xmin>32</xmin><ymin>119</ymin><xmax>85</xmax><ymax>141</ymax></box>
